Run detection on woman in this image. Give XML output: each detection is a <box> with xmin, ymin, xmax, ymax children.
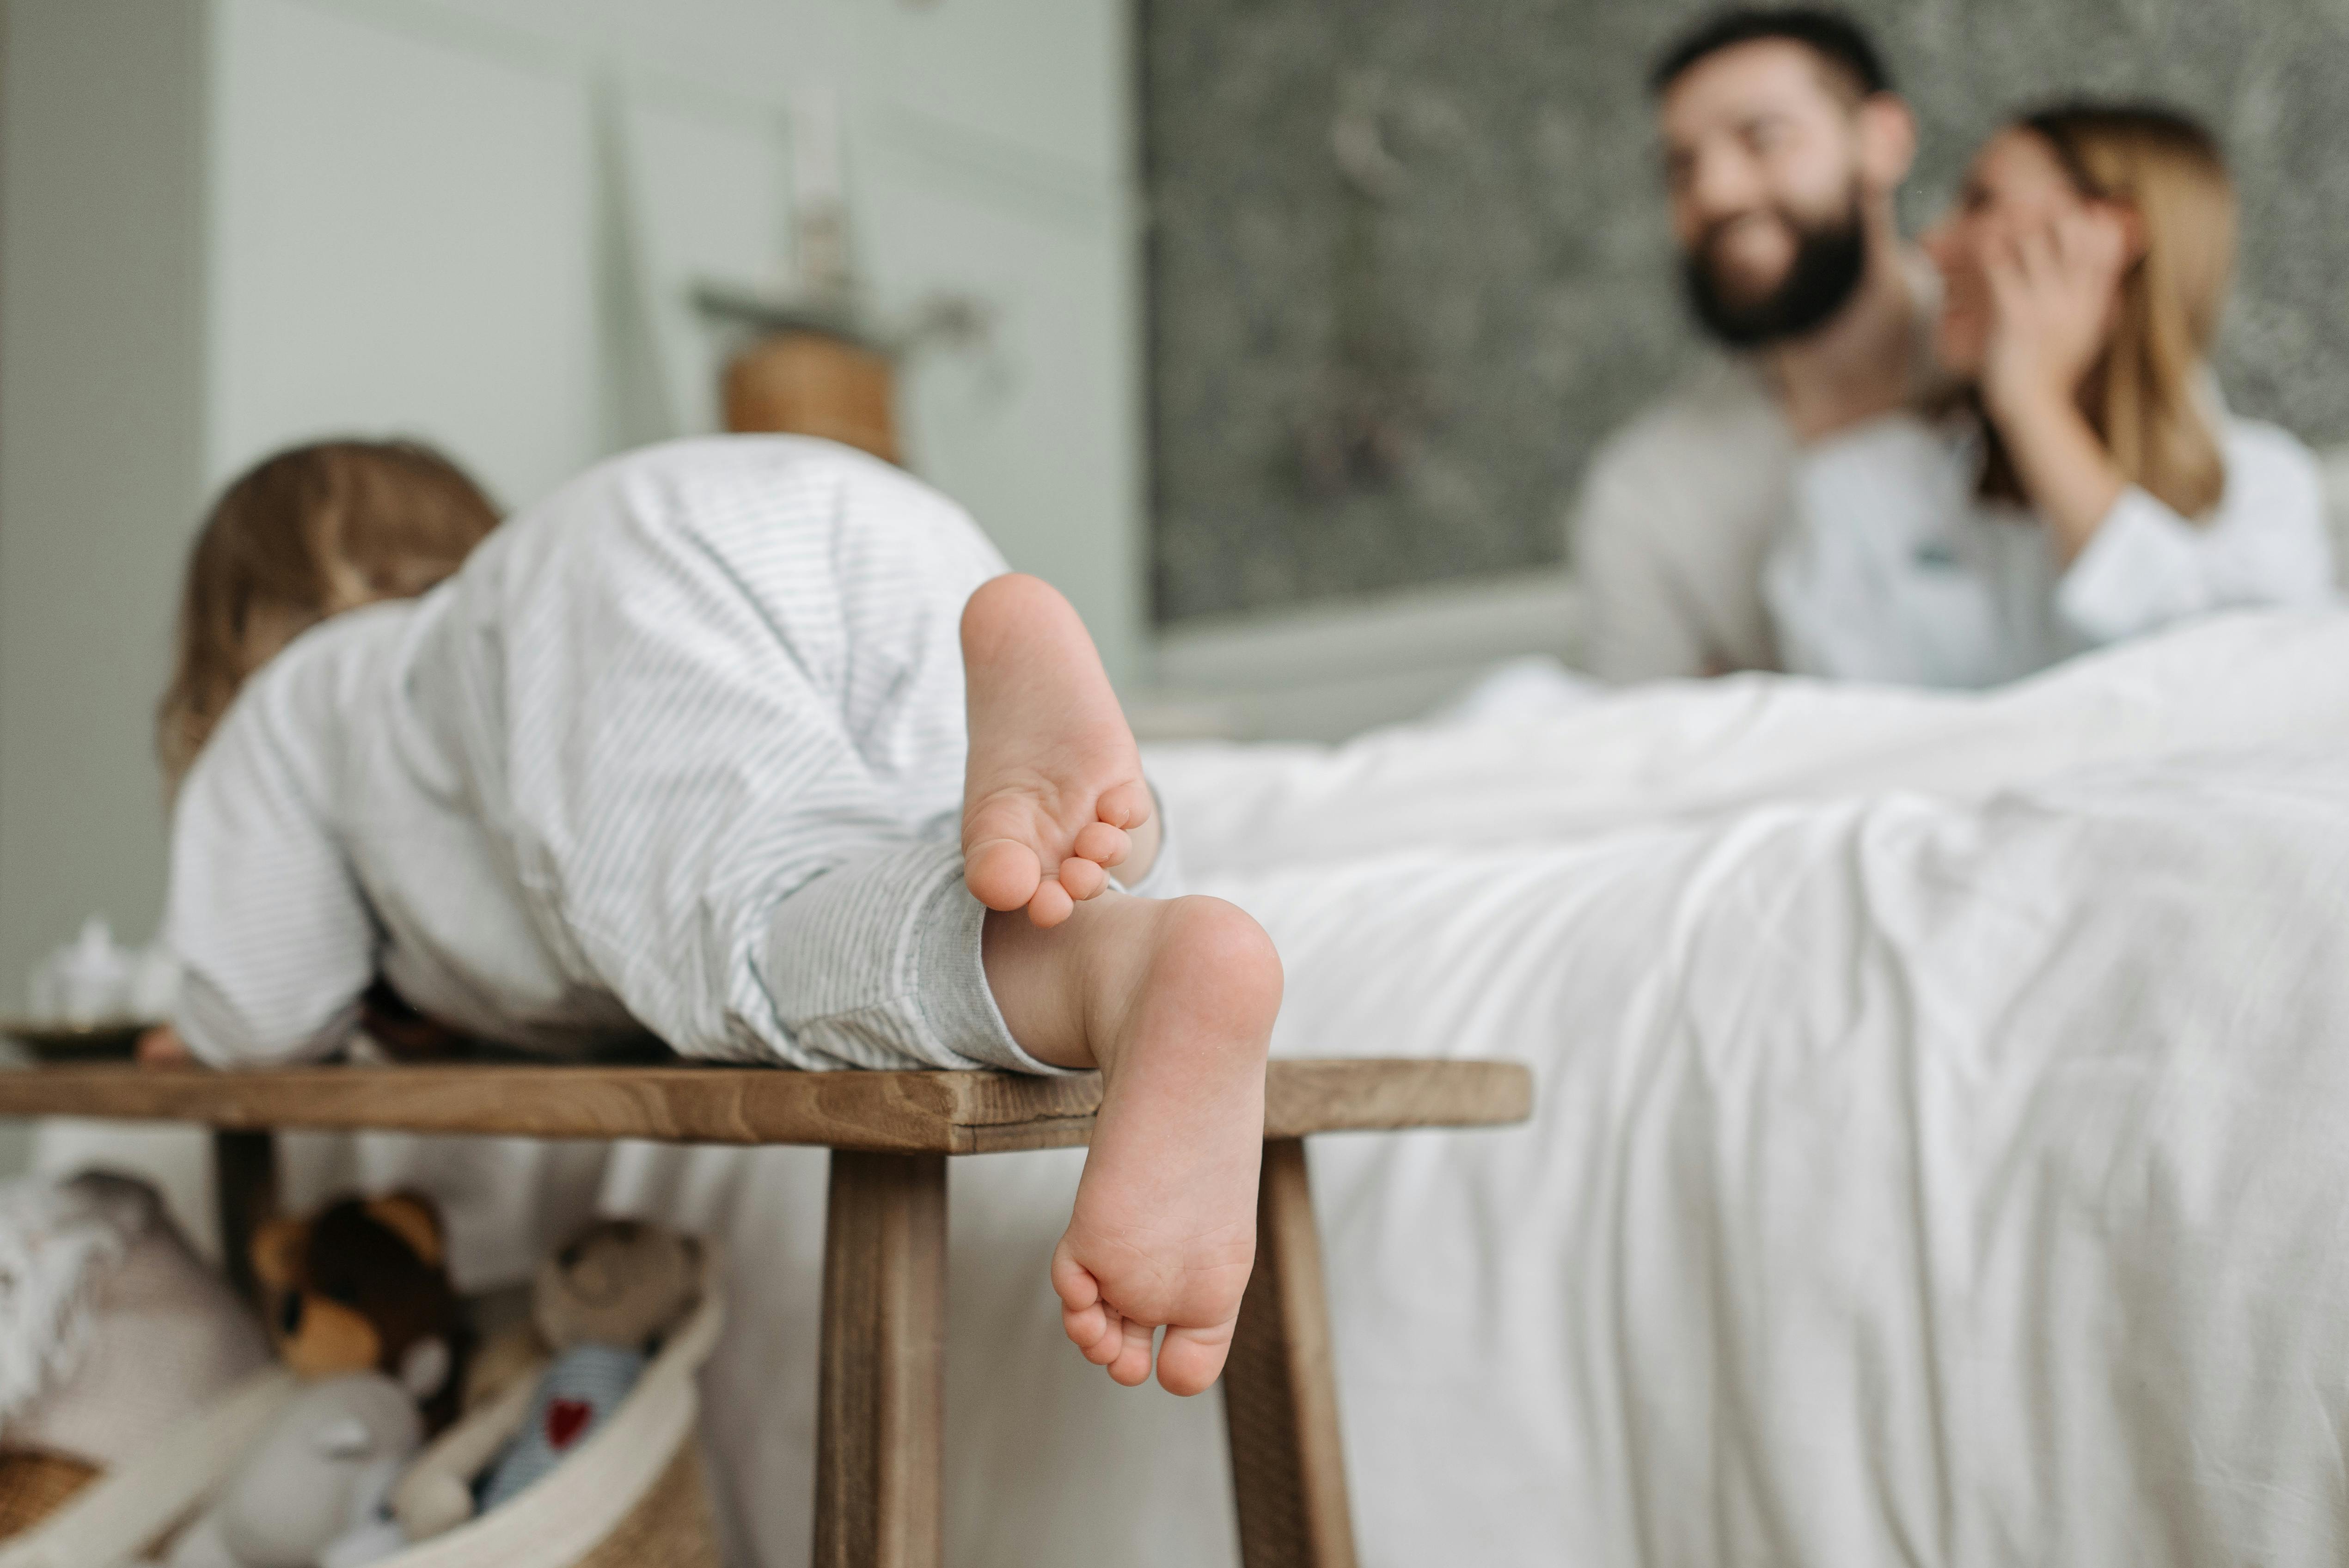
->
<box><xmin>1765</xmin><ymin>103</ymin><xmax>2336</xmax><ymax>687</ymax></box>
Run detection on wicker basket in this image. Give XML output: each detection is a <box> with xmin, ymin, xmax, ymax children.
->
<box><xmin>569</xmin><ymin>1444</ymin><xmax>720</xmax><ymax>1568</ymax></box>
<box><xmin>0</xmin><ymin>1255</ymin><xmax>727</xmax><ymax>1568</ymax></box>
<box><xmin>0</xmin><ymin>1451</ymin><xmax>98</xmax><ymax>1542</ymax></box>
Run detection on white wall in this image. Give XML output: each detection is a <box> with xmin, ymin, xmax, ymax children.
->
<box><xmin>206</xmin><ymin>0</ymin><xmax>607</xmax><ymax>509</ymax></box>
<box><xmin>1147</xmin><ymin>570</ymin><xmax>1586</xmax><ymax>742</ymax></box>
<box><xmin>0</xmin><ymin>0</ymin><xmax>211</xmax><ymax>1011</ymax></box>
<box><xmin>202</xmin><ymin>0</ymin><xmax>1145</xmax><ymax>642</ymax></box>
<box><xmin>0</xmin><ymin>0</ymin><xmax>1143</xmax><ymax>1003</ymax></box>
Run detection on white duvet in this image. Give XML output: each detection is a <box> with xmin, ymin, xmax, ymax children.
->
<box><xmin>41</xmin><ymin>610</ymin><xmax>2349</xmax><ymax>1566</ymax></box>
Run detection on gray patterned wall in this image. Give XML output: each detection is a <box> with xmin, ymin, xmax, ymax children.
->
<box><xmin>1142</xmin><ymin>0</ymin><xmax>2349</xmax><ymax>625</ymax></box>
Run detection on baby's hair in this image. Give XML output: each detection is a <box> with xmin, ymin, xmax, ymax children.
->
<box><xmin>159</xmin><ymin>439</ymin><xmax>500</xmax><ymax>783</ymax></box>
<box><xmin>1973</xmin><ymin>102</ymin><xmax>2233</xmax><ymax>520</ymax></box>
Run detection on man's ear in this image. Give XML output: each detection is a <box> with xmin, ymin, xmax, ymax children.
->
<box><xmin>251</xmin><ymin>1216</ymin><xmax>310</xmax><ymax>1291</ymax></box>
<box><xmin>366</xmin><ymin>1192</ymin><xmax>446</xmax><ymax>1269</ymax></box>
<box><xmin>1854</xmin><ymin>93</ymin><xmax>1917</xmax><ymax>195</ymax></box>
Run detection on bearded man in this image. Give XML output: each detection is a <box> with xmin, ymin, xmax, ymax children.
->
<box><xmin>1572</xmin><ymin>8</ymin><xmax>1943</xmax><ymax>682</ymax></box>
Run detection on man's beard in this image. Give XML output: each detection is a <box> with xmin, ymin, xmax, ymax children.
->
<box><xmin>1682</xmin><ymin>193</ymin><xmax>1868</xmax><ymax>349</ymax></box>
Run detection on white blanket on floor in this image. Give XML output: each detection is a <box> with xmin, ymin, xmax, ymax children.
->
<box><xmin>41</xmin><ymin>610</ymin><xmax>2349</xmax><ymax>1566</ymax></box>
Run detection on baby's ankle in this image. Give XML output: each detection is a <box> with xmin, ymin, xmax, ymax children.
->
<box><xmin>1068</xmin><ymin>893</ymin><xmax>1163</xmax><ymax>1063</ymax></box>
<box><xmin>1081</xmin><ymin>896</ymin><xmax>1279</xmax><ymax>1076</ymax></box>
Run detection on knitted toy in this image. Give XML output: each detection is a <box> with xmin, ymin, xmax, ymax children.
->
<box><xmin>164</xmin><ymin>1373</ymin><xmax>420</xmax><ymax>1568</ymax></box>
<box><xmin>165</xmin><ymin>1193</ymin><xmax>466</xmax><ymax>1568</ymax></box>
<box><xmin>249</xmin><ymin>1194</ymin><xmax>465</xmax><ymax>1431</ymax></box>
<box><xmin>392</xmin><ymin>1219</ymin><xmax>700</xmax><ymax>1541</ymax></box>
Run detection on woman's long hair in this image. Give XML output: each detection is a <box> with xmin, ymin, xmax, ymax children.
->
<box><xmin>158</xmin><ymin>439</ymin><xmax>499</xmax><ymax>785</ymax></box>
<box><xmin>1979</xmin><ymin>103</ymin><xmax>2234</xmax><ymax>519</ymax></box>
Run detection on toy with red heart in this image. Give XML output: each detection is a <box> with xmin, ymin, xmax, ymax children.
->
<box><xmin>389</xmin><ymin>1219</ymin><xmax>701</xmax><ymax>1542</ymax></box>
<box><xmin>542</xmin><ymin>1397</ymin><xmax>592</xmax><ymax>1451</ymax></box>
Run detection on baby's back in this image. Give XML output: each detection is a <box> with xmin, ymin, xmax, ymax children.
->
<box><xmin>175</xmin><ymin>590</ymin><xmax>644</xmax><ymax>1056</ymax></box>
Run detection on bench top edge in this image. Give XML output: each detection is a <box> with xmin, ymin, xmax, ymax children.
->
<box><xmin>0</xmin><ymin>1056</ymin><xmax>1533</xmax><ymax>1145</ymax></box>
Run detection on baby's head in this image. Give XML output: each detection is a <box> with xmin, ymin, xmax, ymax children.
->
<box><xmin>159</xmin><ymin>439</ymin><xmax>499</xmax><ymax>781</ymax></box>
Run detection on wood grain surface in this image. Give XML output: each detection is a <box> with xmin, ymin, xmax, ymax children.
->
<box><xmin>1223</xmin><ymin>1137</ymin><xmax>1359</xmax><ymax>1568</ymax></box>
<box><xmin>0</xmin><ymin>1058</ymin><xmax>1529</xmax><ymax>1152</ymax></box>
<box><xmin>11</xmin><ymin>1059</ymin><xmax>1535</xmax><ymax>1568</ymax></box>
<box><xmin>812</xmin><ymin>1151</ymin><xmax>946</xmax><ymax>1568</ymax></box>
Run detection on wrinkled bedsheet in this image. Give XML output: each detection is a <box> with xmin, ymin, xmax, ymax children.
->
<box><xmin>44</xmin><ymin>610</ymin><xmax>2349</xmax><ymax>1566</ymax></box>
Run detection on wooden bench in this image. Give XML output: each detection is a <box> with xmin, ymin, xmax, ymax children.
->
<box><xmin>0</xmin><ymin>1058</ymin><xmax>1530</xmax><ymax>1568</ymax></box>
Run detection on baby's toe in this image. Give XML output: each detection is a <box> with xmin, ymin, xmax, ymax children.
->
<box><xmin>1066</xmin><ymin>1302</ymin><xmax>1123</xmax><ymax>1365</ymax></box>
<box><xmin>965</xmin><ymin>838</ymin><xmax>1043</xmax><ymax>912</ymax></box>
<box><xmin>1050</xmin><ymin>1240</ymin><xmax>1098</xmax><ymax>1306</ymax></box>
<box><xmin>1058</xmin><ymin>857</ymin><xmax>1108</xmax><ymax>901</ymax></box>
<box><xmin>1062</xmin><ymin>1295</ymin><xmax>1107</xmax><ymax>1342</ymax></box>
<box><xmin>1026</xmin><ymin>877</ymin><xmax>1076</xmax><ymax>927</ymax></box>
<box><xmin>1072</xmin><ymin>821</ymin><xmax>1129</xmax><ymax>868</ymax></box>
<box><xmin>1096</xmin><ymin>779</ymin><xmax>1154</xmax><ymax>831</ymax></box>
<box><xmin>1154</xmin><ymin>1320</ymin><xmax>1237</xmax><ymax>1397</ymax></box>
<box><xmin>1106</xmin><ymin>1319</ymin><xmax>1156</xmax><ymax>1387</ymax></box>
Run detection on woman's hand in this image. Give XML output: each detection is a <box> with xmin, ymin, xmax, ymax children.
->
<box><xmin>1978</xmin><ymin>206</ymin><xmax>2131</xmax><ymax>424</ymax></box>
<box><xmin>1974</xmin><ymin>207</ymin><xmax>2133</xmax><ymax>562</ymax></box>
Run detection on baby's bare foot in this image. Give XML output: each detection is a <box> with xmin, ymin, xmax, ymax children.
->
<box><xmin>961</xmin><ymin>571</ymin><xmax>1276</xmax><ymax>1391</ymax></box>
<box><xmin>961</xmin><ymin>574</ymin><xmax>1154</xmax><ymax>927</ymax></box>
<box><xmin>1052</xmin><ymin>897</ymin><xmax>1278</xmax><ymax>1393</ymax></box>
<box><xmin>987</xmin><ymin>893</ymin><xmax>1279</xmax><ymax>1394</ymax></box>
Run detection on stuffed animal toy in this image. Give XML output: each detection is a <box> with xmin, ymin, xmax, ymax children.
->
<box><xmin>160</xmin><ymin>1192</ymin><xmax>468</xmax><ymax>1568</ymax></box>
<box><xmin>250</xmin><ymin>1193</ymin><xmax>465</xmax><ymax>1432</ymax></box>
<box><xmin>392</xmin><ymin>1219</ymin><xmax>700</xmax><ymax>1541</ymax></box>
<box><xmin>164</xmin><ymin>1373</ymin><xmax>420</xmax><ymax>1568</ymax></box>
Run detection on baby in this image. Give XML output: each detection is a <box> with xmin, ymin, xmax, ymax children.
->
<box><xmin>159</xmin><ymin>435</ymin><xmax>1281</xmax><ymax>1396</ymax></box>
<box><xmin>142</xmin><ymin>439</ymin><xmax>502</xmax><ymax>1064</ymax></box>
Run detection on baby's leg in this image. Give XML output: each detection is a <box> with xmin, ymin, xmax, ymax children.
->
<box><xmin>963</xmin><ymin>576</ymin><xmax>1281</xmax><ymax>1395</ymax></box>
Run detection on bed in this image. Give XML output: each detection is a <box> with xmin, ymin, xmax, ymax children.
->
<box><xmin>37</xmin><ymin>608</ymin><xmax>2349</xmax><ymax>1566</ymax></box>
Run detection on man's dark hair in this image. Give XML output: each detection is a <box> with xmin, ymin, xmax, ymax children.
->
<box><xmin>1650</xmin><ymin>7</ymin><xmax>1893</xmax><ymax>101</ymax></box>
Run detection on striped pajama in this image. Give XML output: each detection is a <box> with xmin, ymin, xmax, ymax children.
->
<box><xmin>164</xmin><ymin>437</ymin><xmax>1160</xmax><ymax>1074</ymax></box>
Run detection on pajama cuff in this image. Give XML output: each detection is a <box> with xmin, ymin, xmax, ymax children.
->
<box><xmin>911</xmin><ymin>785</ymin><xmax>1185</xmax><ymax>1074</ymax></box>
<box><xmin>907</xmin><ymin>852</ymin><xmax>1064</xmax><ymax>1075</ymax></box>
<box><xmin>765</xmin><ymin>786</ymin><xmax>1182</xmax><ymax>1076</ymax></box>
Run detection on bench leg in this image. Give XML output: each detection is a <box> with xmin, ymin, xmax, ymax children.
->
<box><xmin>1223</xmin><ymin>1137</ymin><xmax>1359</xmax><ymax>1568</ymax></box>
<box><xmin>814</xmin><ymin>1150</ymin><xmax>947</xmax><ymax>1568</ymax></box>
<box><xmin>211</xmin><ymin>1129</ymin><xmax>280</xmax><ymax>1309</ymax></box>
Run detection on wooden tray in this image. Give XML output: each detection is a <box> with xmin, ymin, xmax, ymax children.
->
<box><xmin>0</xmin><ymin>1019</ymin><xmax>151</xmax><ymax>1062</ymax></box>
